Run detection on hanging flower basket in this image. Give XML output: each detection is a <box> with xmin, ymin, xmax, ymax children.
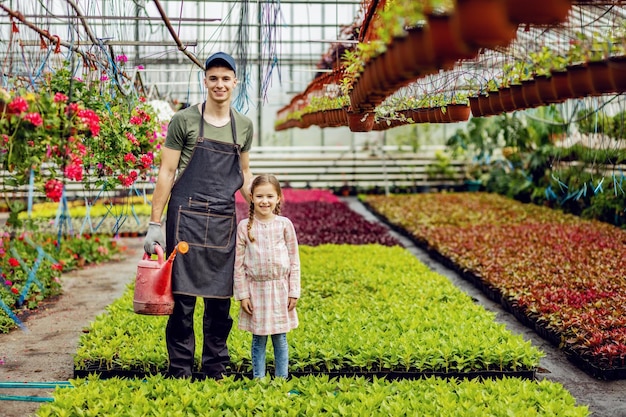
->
<box><xmin>346</xmin><ymin>111</ymin><xmax>375</xmax><ymax>132</ymax></box>
<box><xmin>426</xmin><ymin>13</ymin><xmax>478</xmax><ymax>68</ymax></box>
<box><xmin>509</xmin><ymin>84</ymin><xmax>525</xmax><ymax>110</ymax></box>
<box><xmin>506</xmin><ymin>0</ymin><xmax>572</xmax><ymax>25</ymax></box>
<box><xmin>473</xmin><ymin>94</ymin><xmax>494</xmax><ymax>117</ymax></box>
<box><xmin>535</xmin><ymin>75</ymin><xmax>561</xmax><ymax>104</ymax></box>
<box><xmin>566</xmin><ymin>64</ymin><xmax>596</xmax><ymax>98</ymax></box>
<box><xmin>456</xmin><ymin>0</ymin><xmax>518</xmax><ymax>49</ymax></box>
<box><xmin>445</xmin><ymin>104</ymin><xmax>471</xmax><ymax>122</ymax></box>
<box><xmin>487</xmin><ymin>91</ymin><xmax>505</xmax><ymax>115</ymax></box>
<box><xmin>410</xmin><ymin>108</ymin><xmax>429</xmax><ymax>124</ymax></box>
<box><xmin>325</xmin><ymin>108</ymin><xmax>347</xmax><ymax>128</ymax></box>
<box><xmin>587</xmin><ymin>60</ymin><xmax>614</xmax><ymax>95</ymax></box>
<box><xmin>521</xmin><ymin>79</ymin><xmax>543</xmax><ymax>108</ymax></box>
<box><xmin>393</xmin><ymin>26</ymin><xmax>438</xmax><ymax>80</ymax></box>
<box><xmin>550</xmin><ymin>70</ymin><xmax>574</xmax><ymax>100</ymax></box>
<box><xmin>607</xmin><ymin>55</ymin><xmax>626</xmax><ymax>93</ymax></box>
<box><xmin>498</xmin><ymin>87</ymin><xmax>517</xmax><ymax>113</ymax></box>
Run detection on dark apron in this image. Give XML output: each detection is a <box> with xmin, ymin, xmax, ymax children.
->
<box><xmin>166</xmin><ymin>104</ymin><xmax>243</xmax><ymax>298</ymax></box>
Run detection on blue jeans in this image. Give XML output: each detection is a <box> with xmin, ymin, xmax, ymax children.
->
<box><xmin>251</xmin><ymin>333</ymin><xmax>288</xmax><ymax>378</ymax></box>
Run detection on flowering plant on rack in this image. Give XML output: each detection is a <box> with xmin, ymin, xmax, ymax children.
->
<box><xmin>0</xmin><ymin>69</ymin><xmax>164</xmax><ymax>229</ymax></box>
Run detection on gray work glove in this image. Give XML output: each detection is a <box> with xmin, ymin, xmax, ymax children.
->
<box><xmin>144</xmin><ymin>222</ymin><xmax>166</xmax><ymax>254</ymax></box>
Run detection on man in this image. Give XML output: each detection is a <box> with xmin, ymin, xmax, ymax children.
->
<box><xmin>144</xmin><ymin>52</ymin><xmax>253</xmax><ymax>379</ymax></box>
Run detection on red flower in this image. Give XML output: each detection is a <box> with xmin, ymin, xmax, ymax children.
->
<box><xmin>123</xmin><ymin>153</ymin><xmax>137</xmax><ymax>164</ymax></box>
<box><xmin>23</xmin><ymin>112</ymin><xmax>44</xmax><ymax>126</ymax></box>
<box><xmin>66</xmin><ymin>103</ymin><xmax>79</xmax><ymax>115</ymax></box>
<box><xmin>53</xmin><ymin>92</ymin><xmax>69</xmax><ymax>103</ymax></box>
<box><xmin>117</xmin><ymin>170</ymin><xmax>138</xmax><ymax>187</ymax></box>
<box><xmin>11</xmin><ymin>287</ymin><xmax>19</xmax><ymax>294</ymax></box>
<box><xmin>44</xmin><ymin>179</ymin><xmax>64</xmax><ymax>202</ymax></box>
<box><xmin>64</xmin><ymin>159</ymin><xmax>84</xmax><ymax>181</ymax></box>
<box><xmin>8</xmin><ymin>257</ymin><xmax>19</xmax><ymax>267</ymax></box>
<box><xmin>8</xmin><ymin>97</ymin><xmax>28</xmax><ymax>113</ymax></box>
<box><xmin>140</xmin><ymin>153</ymin><xmax>154</xmax><ymax>169</ymax></box>
<box><xmin>125</xmin><ymin>132</ymin><xmax>139</xmax><ymax>146</ymax></box>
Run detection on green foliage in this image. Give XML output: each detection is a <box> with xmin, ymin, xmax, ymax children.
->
<box><xmin>75</xmin><ymin>245</ymin><xmax>543</xmax><ymax>375</ymax></box>
<box><xmin>0</xmin><ymin>61</ymin><xmax>164</xmax><ymax>233</ymax></box>
<box><xmin>575</xmin><ymin>108</ymin><xmax>613</xmax><ymax>134</ymax></box>
<box><xmin>37</xmin><ymin>375</ymin><xmax>589</xmax><ymax>417</ymax></box>
<box><xmin>0</xmin><ymin>232</ymin><xmax>122</xmax><ymax>333</ymax></box>
<box><xmin>426</xmin><ymin>150</ymin><xmax>456</xmax><ymax>180</ymax></box>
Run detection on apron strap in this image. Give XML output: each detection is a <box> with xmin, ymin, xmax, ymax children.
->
<box><xmin>199</xmin><ymin>102</ymin><xmax>238</xmax><ymax>145</ymax></box>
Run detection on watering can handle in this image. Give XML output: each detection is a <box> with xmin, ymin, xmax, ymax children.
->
<box><xmin>143</xmin><ymin>244</ymin><xmax>165</xmax><ymax>264</ymax></box>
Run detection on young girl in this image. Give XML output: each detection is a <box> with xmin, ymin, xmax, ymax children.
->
<box><xmin>233</xmin><ymin>174</ymin><xmax>301</xmax><ymax>379</ymax></box>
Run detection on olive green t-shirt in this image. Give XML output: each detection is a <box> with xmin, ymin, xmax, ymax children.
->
<box><xmin>164</xmin><ymin>104</ymin><xmax>253</xmax><ymax>173</ymax></box>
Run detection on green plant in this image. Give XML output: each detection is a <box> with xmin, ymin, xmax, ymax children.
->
<box><xmin>529</xmin><ymin>46</ymin><xmax>568</xmax><ymax>76</ymax></box>
<box><xmin>426</xmin><ymin>150</ymin><xmax>456</xmax><ymax>180</ymax></box>
<box><xmin>575</xmin><ymin>108</ymin><xmax>612</xmax><ymax>134</ymax></box>
<box><xmin>0</xmin><ymin>64</ymin><xmax>164</xmax><ymax>232</ymax></box>
<box><xmin>582</xmin><ymin>188</ymin><xmax>626</xmax><ymax>226</ymax></box>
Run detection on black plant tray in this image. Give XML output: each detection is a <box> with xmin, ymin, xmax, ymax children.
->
<box><xmin>562</xmin><ymin>348</ymin><xmax>626</xmax><ymax>381</ymax></box>
<box><xmin>74</xmin><ymin>365</ymin><xmax>535</xmax><ymax>381</ymax></box>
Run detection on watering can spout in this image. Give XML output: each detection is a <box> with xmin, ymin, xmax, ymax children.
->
<box><xmin>133</xmin><ymin>241</ymin><xmax>188</xmax><ymax>315</ymax></box>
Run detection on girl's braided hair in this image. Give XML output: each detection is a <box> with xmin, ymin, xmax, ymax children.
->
<box><xmin>247</xmin><ymin>174</ymin><xmax>282</xmax><ymax>242</ymax></box>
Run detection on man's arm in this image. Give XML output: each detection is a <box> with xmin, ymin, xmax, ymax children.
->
<box><xmin>239</xmin><ymin>151</ymin><xmax>253</xmax><ymax>204</ymax></box>
<box><xmin>150</xmin><ymin>147</ymin><xmax>181</xmax><ymax>223</ymax></box>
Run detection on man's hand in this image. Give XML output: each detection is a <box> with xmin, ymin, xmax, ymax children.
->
<box><xmin>144</xmin><ymin>223</ymin><xmax>166</xmax><ymax>254</ymax></box>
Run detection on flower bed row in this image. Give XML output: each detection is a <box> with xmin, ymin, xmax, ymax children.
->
<box><xmin>236</xmin><ymin>188</ymin><xmax>402</xmax><ymax>247</ymax></box>
<box><xmin>362</xmin><ymin>192</ymin><xmax>626</xmax><ymax>380</ymax></box>
<box><xmin>74</xmin><ymin>244</ymin><xmax>542</xmax><ymax>378</ymax></box>
<box><xmin>36</xmin><ymin>374</ymin><xmax>588</xmax><ymax>417</ymax></box>
<box><xmin>1</xmin><ymin>190</ymin><xmax>399</xmax><ymax>333</ymax></box>
<box><xmin>0</xmin><ymin>232</ymin><xmax>124</xmax><ymax>333</ymax></box>
<box><xmin>36</xmin><ymin>188</ymin><xmax>589</xmax><ymax>416</ymax></box>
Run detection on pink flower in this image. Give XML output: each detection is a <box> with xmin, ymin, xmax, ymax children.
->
<box><xmin>76</xmin><ymin>142</ymin><xmax>87</xmax><ymax>156</ymax></box>
<box><xmin>140</xmin><ymin>153</ymin><xmax>153</xmax><ymax>169</ymax></box>
<box><xmin>64</xmin><ymin>159</ymin><xmax>84</xmax><ymax>181</ymax></box>
<box><xmin>53</xmin><ymin>92</ymin><xmax>68</xmax><ymax>103</ymax></box>
<box><xmin>117</xmin><ymin>171</ymin><xmax>138</xmax><ymax>187</ymax></box>
<box><xmin>136</xmin><ymin>65</ymin><xmax>145</xmax><ymax>70</ymax></box>
<box><xmin>129</xmin><ymin>115</ymin><xmax>142</xmax><ymax>125</ymax></box>
<box><xmin>123</xmin><ymin>153</ymin><xmax>137</xmax><ymax>164</ymax></box>
<box><xmin>8</xmin><ymin>97</ymin><xmax>28</xmax><ymax>113</ymax></box>
<box><xmin>78</xmin><ymin>109</ymin><xmax>100</xmax><ymax>136</ymax></box>
<box><xmin>125</xmin><ymin>132</ymin><xmax>139</xmax><ymax>146</ymax></box>
<box><xmin>100</xmin><ymin>75</ymin><xmax>108</xmax><ymax>81</ymax></box>
<box><xmin>44</xmin><ymin>179</ymin><xmax>64</xmax><ymax>202</ymax></box>
<box><xmin>23</xmin><ymin>112</ymin><xmax>44</xmax><ymax>126</ymax></box>
<box><xmin>116</xmin><ymin>54</ymin><xmax>128</xmax><ymax>63</ymax></box>
<box><xmin>4</xmin><ymin>280</ymin><xmax>12</xmax><ymax>286</ymax></box>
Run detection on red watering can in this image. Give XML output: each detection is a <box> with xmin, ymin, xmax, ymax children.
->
<box><xmin>133</xmin><ymin>241</ymin><xmax>189</xmax><ymax>315</ymax></box>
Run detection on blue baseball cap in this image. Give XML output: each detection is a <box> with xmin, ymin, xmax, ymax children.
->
<box><xmin>204</xmin><ymin>52</ymin><xmax>236</xmax><ymax>74</ymax></box>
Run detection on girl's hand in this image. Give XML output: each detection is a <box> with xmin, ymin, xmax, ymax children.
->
<box><xmin>288</xmin><ymin>297</ymin><xmax>298</xmax><ymax>311</ymax></box>
<box><xmin>241</xmin><ymin>298</ymin><xmax>253</xmax><ymax>315</ymax></box>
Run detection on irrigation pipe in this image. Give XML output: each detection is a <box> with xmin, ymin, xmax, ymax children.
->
<box><xmin>152</xmin><ymin>0</ymin><xmax>204</xmax><ymax>70</ymax></box>
<box><xmin>0</xmin><ymin>380</ymin><xmax>73</xmax><ymax>403</ymax></box>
